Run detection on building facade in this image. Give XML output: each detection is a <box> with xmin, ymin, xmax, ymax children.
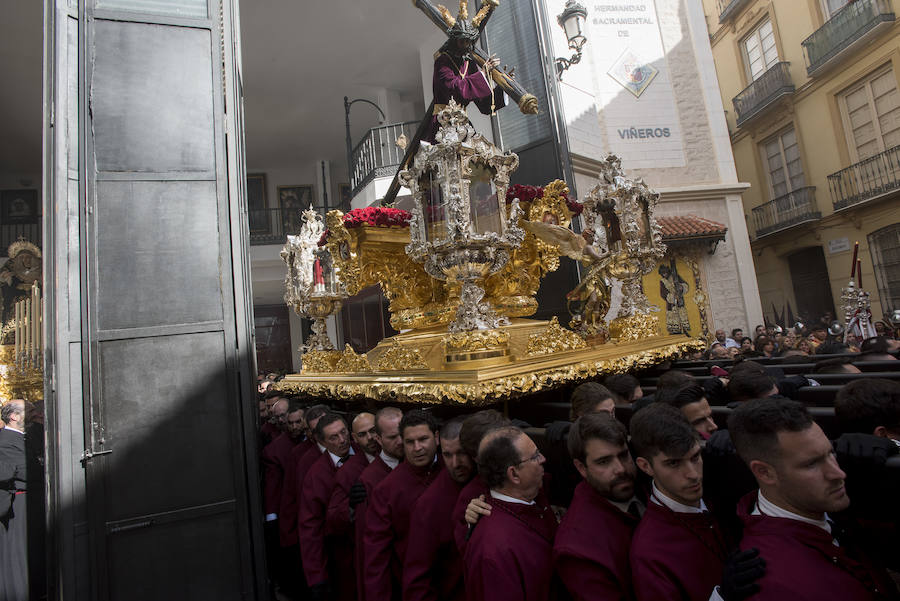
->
<box><xmin>702</xmin><ymin>0</ymin><xmax>900</xmax><ymax>325</ymax></box>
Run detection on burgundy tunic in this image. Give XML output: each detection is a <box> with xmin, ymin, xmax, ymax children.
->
<box><xmin>261</xmin><ymin>433</ymin><xmax>302</xmax><ymax>516</ymax></box>
<box><xmin>355</xmin><ymin>456</ymin><xmax>393</xmax><ymax>601</ymax></box>
<box><xmin>278</xmin><ymin>438</ymin><xmax>313</xmax><ymax>547</ymax></box>
<box><xmin>554</xmin><ymin>481</ymin><xmax>639</xmax><ymax>601</ymax></box>
<box><xmin>630</xmin><ymin>499</ymin><xmax>728</xmax><ymax>601</ymax></box>
<box><xmin>426</xmin><ymin>52</ymin><xmax>506</xmax><ymax>143</ymax></box>
<box><xmin>451</xmin><ymin>477</ymin><xmax>489</xmax><ymax>554</ymax></box>
<box><xmin>737</xmin><ymin>492</ymin><xmax>897</xmax><ymax>601</ymax></box>
<box><xmin>464</xmin><ymin>494</ymin><xmax>559</xmax><ymax>601</ymax></box>
<box><xmin>299</xmin><ymin>451</ymin><xmax>360</xmax><ymax>601</ymax></box>
<box><xmin>260</xmin><ymin>421</ymin><xmax>279</xmax><ymax>448</ymax></box>
<box><xmin>363</xmin><ymin>458</ymin><xmax>441</xmax><ymax>601</ymax></box>
<box><xmin>403</xmin><ymin>469</ymin><xmax>467</xmax><ymax>601</ymax></box>
<box><xmin>327</xmin><ymin>452</ymin><xmax>369</xmax><ymax>537</ymax></box>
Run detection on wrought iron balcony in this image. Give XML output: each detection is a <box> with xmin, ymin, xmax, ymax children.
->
<box><xmin>248</xmin><ymin>207</ymin><xmax>310</xmax><ymax>246</ymax></box>
<box><xmin>350</xmin><ymin>121</ymin><xmax>418</xmax><ymax>198</ymax></box>
<box><xmin>802</xmin><ymin>0</ymin><xmax>895</xmax><ymax>76</ymax></box>
<box><xmin>733</xmin><ymin>62</ymin><xmax>794</xmax><ymax>127</ymax></box>
<box><xmin>752</xmin><ymin>186</ymin><xmax>820</xmax><ymax>238</ymax></box>
<box><xmin>717</xmin><ymin>0</ymin><xmax>752</xmax><ymax>23</ymax></box>
<box><xmin>828</xmin><ymin>144</ymin><xmax>900</xmax><ymax>211</ymax></box>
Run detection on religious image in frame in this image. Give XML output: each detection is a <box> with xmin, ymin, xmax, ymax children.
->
<box><xmin>247</xmin><ymin>173</ymin><xmax>268</xmax><ymax>234</ymax></box>
<box><xmin>0</xmin><ymin>189</ymin><xmax>39</xmax><ymax>224</ymax></box>
<box><xmin>278</xmin><ymin>185</ymin><xmax>314</xmax><ymax>235</ymax></box>
<box><xmin>339</xmin><ymin>183</ymin><xmax>352</xmax><ymax>210</ymax></box>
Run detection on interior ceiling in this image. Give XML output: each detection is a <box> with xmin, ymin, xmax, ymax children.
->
<box><xmin>0</xmin><ymin>1</ymin><xmax>433</xmax><ymax>178</ymax></box>
<box><xmin>240</xmin><ymin>0</ymin><xmax>434</xmax><ymax>171</ymax></box>
<box><xmin>0</xmin><ymin>1</ymin><xmax>43</xmax><ymax>178</ymax></box>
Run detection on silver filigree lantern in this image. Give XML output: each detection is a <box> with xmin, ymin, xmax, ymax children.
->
<box><xmin>400</xmin><ymin>100</ymin><xmax>524</xmax><ymax>332</ymax></box>
<box><xmin>281</xmin><ymin>206</ymin><xmax>347</xmax><ymax>351</ymax></box>
<box><xmin>582</xmin><ymin>154</ymin><xmax>666</xmax><ymax>320</ymax></box>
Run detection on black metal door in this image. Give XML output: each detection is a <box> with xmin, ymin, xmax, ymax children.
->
<box><xmin>43</xmin><ymin>0</ymin><xmax>265</xmax><ymax>599</ymax></box>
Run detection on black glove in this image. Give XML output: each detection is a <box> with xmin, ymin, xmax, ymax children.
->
<box><xmin>704</xmin><ymin>429</ymin><xmax>736</xmax><ymax>457</ymax></box>
<box><xmin>349</xmin><ymin>482</ymin><xmax>367</xmax><ymax>509</ymax></box>
<box><xmin>720</xmin><ymin>548</ymin><xmax>766</xmax><ymax>601</ymax></box>
<box><xmin>833</xmin><ymin>433</ymin><xmax>899</xmax><ymax>467</ymax></box>
<box><xmin>544</xmin><ymin>420</ymin><xmax>572</xmax><ymax>444</ymax></box>
<box><xmin>309</xmin><ymin>581</ymin><xmax>332</xmax><ymax>601</ymax></box>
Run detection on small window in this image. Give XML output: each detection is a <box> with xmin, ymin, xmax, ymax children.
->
<box><xmin>839</xmin><ymin>66</ymin><xmax>900</xmax><ymax>161</ymax></box>
<box><xmin>762</xmin><ymin>127</ymin><xmax>805</xmax><ymax>199</ymax></box>
<box><xmin>742</xmin><ymin>19</ymin><xmax>779</xmax><ymax>82</ymax></box>
<box><xmin>868</xmin><ymin>223</ymin><xmax>900</xmax><ymax>316</ymax></box>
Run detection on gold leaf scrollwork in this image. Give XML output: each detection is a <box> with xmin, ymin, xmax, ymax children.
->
<box><xmin>301</xmin><ymin>350</ymin><xmax>342</xmax><ymax>374</ymax></box>
<box><xmin>443</xmin><ymin>329</ymin><xmax>511</xmax><ymax>354</ymax></box>
<box><xmin>608</xmin><ymin>313</ymin><xmax>661</xmax><ymax>342</ymax></box>
<box><xmin>278</xmin><ymin>339</ymin><xmax>705</xmax><ymax>406</ymax></box>
<box><xmin>376</xmin><ymin>339</ymin><xmax>429</xmax><ymax>371</ymax></box>
<box><xmin>334</xmin><ymin>344</ymin><xmax>371</xmax><ymax>373</ymax></box>
<box><xmin>527</xmin><ymin>317</ymin><xmax>587</xmax><ymax>356</ymax></box>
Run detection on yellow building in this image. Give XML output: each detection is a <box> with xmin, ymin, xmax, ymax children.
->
<box><xmin>702</xmin><ymin>0</ymin><xmax>900</xmax><ymax>326</ymax></box>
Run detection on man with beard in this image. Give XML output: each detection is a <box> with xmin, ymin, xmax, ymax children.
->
<box><xmin>299</xmin><ymin>413</ymin><xmax>357</xmax><ymax>601</ymax></box>
<box><xmin>729</xmin><ymin>399</ymin><xmax>898</xmax><ymax>600</ymax></box>
<box><xmin>403</xmin><ymin>416</ymin><xmax>473</xmax><ymax>601</ymax></box>
<box><xmin>554</xmin><ymin>413</ymin><xmax>643</xmax><ymax>601</ymax></box>
<box><xmin>464</xmin><ymin>426</ymin><xmax>557</xmax><ymax>601</ymax></box>
<box><xmin>629</xmin><ymin>404</ymin><xmax>761</xmax><ymax>601</ymax></box>
<box><xmin>364</xmin><ymin>410</ymin><xmax>442</xmax><ymax>601</ymax></box>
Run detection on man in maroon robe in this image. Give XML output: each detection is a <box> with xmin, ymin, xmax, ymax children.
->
<box><xmin>554</xmin><ymin>413</ymin><xmax>644</xmax><ymax>601</ymax></box>
<box><xmin>280</xmin><ymin>404</ymin><xmax>329</xmax><ymax>548</ymax></box>
<box><xmin>403</xmin><ymin>417</ymin><xmax>473</xmax><ymax>601</ymax></box>
<box><xmin>728</xmin><ymin>399</ymin><xmax>898</xmax><ymax>600</ymax></box>
<box><xmin>425</xmin><ymin>20</ymin><xmax>505</xmax><ymax>143</ymax></box>
<box><xmin>299</xmin><ymin>413</ymin><xmax>359</xmax><ymax>601</ymax></box>
<box><xmin>464</xmin><ymin>426</ymin><xmax>558</xmax><ymax>601</ymax></box>
<box><xmin>352</xmin><ymin>407</ymin><xmax>403</xmax><ymax>601</ymax></box>
<box><xmin>629</xmin><ymin>404</ymin><xmax>742</xmax><ymax>601</ymax></box>
<box><xmin>364</xmin><ymin>410</ymin><xmax>441</xmax><ymax>601</ymax></box>
<box><xmin>260</xmin><ymin>400</ymin><xmax>305</xmax><ymax>592</ymax></box>
<box><xmin>449</xmin><ymin>410</ymin><xmax>508</xmax><ymax>553</ymax></box>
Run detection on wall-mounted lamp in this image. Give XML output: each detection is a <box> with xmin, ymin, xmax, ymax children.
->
<box><xmin>555</xmin><ymin>0</ymin><xmax>588</xmax><ymax>80</ymax></box>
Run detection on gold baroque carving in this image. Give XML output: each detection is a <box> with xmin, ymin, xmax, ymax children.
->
<box><xmin>278</xmin><ymin>339</ymin><xmax>704</xmax><ymax>406</ymax></box>
<box><xmin>527</xmin><ymin>317</ymin><xmax>587</xmax><ymax>356</ymax></box>
<box><xmin>376</xmin><ymin>339</ymin><xmax>429</xmax><ymax>371</ymax></box>
<box><xmin>608</xmin><ymin>313</ymin><xmax>661</xmax><ymax>342</ymax></box>
<box><xmin>300</xmin><ymin>350</ymin><xmax>342</xmax><ymax>374</ymax></box>
<box><xmin>443</xmin><ymin>329</ymin><xmax>511</xmax><ymax>354</ymax></box>
<box><xmin>334</xmin><ymin>344</ymin><xmax>371</xmax><ymax>373</ymax></box>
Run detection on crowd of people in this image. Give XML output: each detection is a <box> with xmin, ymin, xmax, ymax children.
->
<box><xmin>254</xmin><ymin>325</ymin><xmax>900</xmax><ymax>601</ymax></box>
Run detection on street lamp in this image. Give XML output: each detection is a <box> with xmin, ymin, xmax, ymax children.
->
<box><xmin>555</xmin><ymin>0</ymin><xmax>588</xmax><ymax>80</ymax></box>
<box><xmin>344</xmin><ymin>96</ymin><xmax>386</xmax><ymax>204</ymax></box>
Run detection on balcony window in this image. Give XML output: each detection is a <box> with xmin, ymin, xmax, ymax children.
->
<box><xmin>742</xmin><ymin>19</ymin><xmax>779</xmax><ymax>82</ymax></box>
<box><xmin>822</xmin><ymin>0</ymin><xmax>850</xmax><ymax>19</ymax></box>
<box><xmin>827</xmin><ymin>144</ymin><xmax>900</xmax><ymax>210</ymax></box>
<box><xmin>752</xmin><ymin>187</ymin><xmax>820</xmax><ymax>238</ymax></box>
<box><xmin>763</xmin><ymin>127</ymin><xmax>805</xmax><ymax>198</ymax></box>
<box><xmin>802</xmin><ymin>0</ymin><xmax>895</xmax><ymax>76</ymax></box>
<box><xmin>839</xmin><ymin>66</ymin><xmax>900</xmax><ymax>162</ymax></box>
<box><xmin>868</xmin><ymin>223</ymin><xmax>900</xmax><ymax>315</ymax></box>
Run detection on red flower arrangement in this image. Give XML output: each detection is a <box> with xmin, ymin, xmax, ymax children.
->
<box><xmin>507</xmin><ymin>183</ymin><xmax>584</xmax><ymax>216</ymax></box>
<box><xmin>342</xmin><ymin>206</ymin><xmax>412</xmax><ymax>229</ymax></box>
<box><xmin>317</xmin><ymin>206</ymin><xmax>412</xmax><ymax>247</ymax></box>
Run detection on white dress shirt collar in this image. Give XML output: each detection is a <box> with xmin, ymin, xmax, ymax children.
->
<box><xmin>752</xmin><ymin>489</ymin><xmax>832</xmax><ymax>535</ymax></box>
<box><xmin>490</xmin><ymin>489</ymin><xmax>535</xmax><ymax>506</ymax></box>
<box><xmin>3</xmin><ymin>425</ymin><xmax>24</xmax><ymax>435</ymax></box>
<box><xmin>651</xmin><ymin>481</ymin><xmax>707</xmax><ymax>514</ymax></box>
<box><xmin>364</xmin><ymin>452</ymin><xmax>376</xmax><ymax>463</ymax></box>
<box><xmin>328</xmin><ymin>447</ymin><xmax>355</xmax><ymax>468</ymax></box>
<box><xmin>379</xmin><ymin>450</ymin><xmax>399</xmax><ymax>470</ymax></box>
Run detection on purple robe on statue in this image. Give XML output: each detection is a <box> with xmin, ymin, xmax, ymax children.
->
<box><xmin>426</xmin><ymin>52</ymin><xmax>506</xmax><ymax>143</ymax></box>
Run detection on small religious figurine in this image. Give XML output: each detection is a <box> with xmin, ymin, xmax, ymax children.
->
<box><xmin>425</xmin><ymin>2</ymin><xmax>507</xmax><ymax>143</ymax></box>
<box><xmin>312</xmin><ymin>257</ymin><xmax>326</xmax><ymax>294</ymax></box>
<box><xmin>0</xmin><ymin>240</ymin><xmax>42</xmax><ymax>325</ymax></box>
<box><xmin>658</xmin><ymin>261</ymin><xmax>690</xmax><ymax>334</ymax></box>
